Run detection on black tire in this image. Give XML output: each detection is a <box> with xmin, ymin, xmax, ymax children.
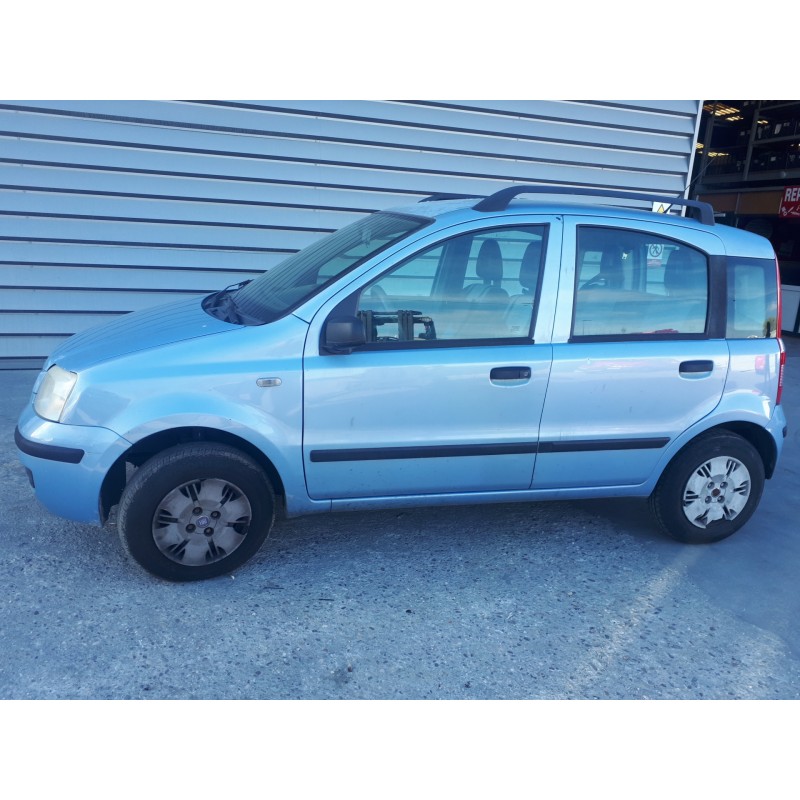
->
<box><xmin>117</xmin><ymin>443</ymin><xmax>275</xmax><ymax>581</ymax></box>
<box><xmin>649</xmin><ymin>432</ymin><xmax>765</xmax><ymax>544</ymax></box>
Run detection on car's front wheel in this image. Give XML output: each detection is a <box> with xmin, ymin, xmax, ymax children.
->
<box><xmin>650</xmin><ymin>431</ymin><xmax>765</xmax><ymax>544</ymax></box>
<box><xmin>117</xmin><ymin>443</ymin><xmax>275</xmax><ymax>581</ymax></box>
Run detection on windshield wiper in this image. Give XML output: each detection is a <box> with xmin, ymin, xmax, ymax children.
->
<box><xmin>202</xmin><ymin>280</ymin><xmax>255</xmax><ymax>324</ymax></box>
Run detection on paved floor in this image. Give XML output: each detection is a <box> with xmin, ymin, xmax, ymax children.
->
<box><xmin>1</xmin><ymin>339</ymin><xmax>798</xmax><ymax>699</ymax></box>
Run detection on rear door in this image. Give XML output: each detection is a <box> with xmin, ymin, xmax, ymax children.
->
<box><xmin>303</xmin><ymin>218</ymin><xmax>561</xmax><ymax>500</ymax></box>
<box><xmin>533</xmin><ymin>215</ymin><xmax>729</xmax><ymax>490</ymax></box>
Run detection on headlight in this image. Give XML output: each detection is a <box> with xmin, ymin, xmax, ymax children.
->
<box><xmin>34</xmin><ymin>365</ymin><xmax>78</xmax><ymax>422</ymax></box>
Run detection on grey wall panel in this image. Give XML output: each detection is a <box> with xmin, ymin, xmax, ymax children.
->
<box><xmin>4</xmin><ymin>100</ymin><xmax>695</xmax><ymax>153</ymax></box>
<box><xmin>0</xmin><ymin>164</ymin><xmax>410</xmax><ymax>211</ymax></box>
<box><xmin>0</xmin><ymin>241</ymin><xmax>279</xmax><ymax>270</ymax></box>
<box><xmin>2</xmin><ymin>263</ymin><xmax>256</xmax><ymax>291</ymax></box>
<box><xmin>0</xmin><ymin>335</ymin><xmax>70</xmax><ymax>360</ymax></box>
<box><xmin>0</xmin><ymin>312</ymin><xmax>123</xmax><ymax>335</ymax></box>
<box><xmin>0</xmin><ymin>132</ymin><xmax>688</xmax><ymax>194</ymax></box>
<box><xmin>0</xmin><ymin>189</ymin><xmax>360</xmax><ymax>230</ymax></box>
<box><xmin>194</xmin><ymin>100</ymin><xmax>696</xmax><ymax>152</ymax></box>
<box><xmin>0</xmin><ymin>215</ymin><xmax>328</xmax><ymax>251</ymax></box>
<box><xmin>0</xmin><ymin>107</ymin><xmax>689</xmax><ymax>175</ymax></box>
<box><xmin>578</xmin><ymin>100</ymin><xmax>701</xmax><ymax>116</ymax></box>
<box><xmin>2</xmin><ymin>288</ymin><xmax>205</xmax><ymax>312</ymax></box>
<box><xmin>400</xmin><ymin>100</ymin><xmax>698</xmax><ymax>135</ymax></box>
<box><xmin>0</xmin><ymin>100</ymin><xmax>700</xmax><ymax>362</ymax></box>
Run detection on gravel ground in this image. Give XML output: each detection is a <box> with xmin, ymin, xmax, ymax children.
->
<box><xmin>2</xmin><ymin>339</ymin><xmax>799</xmax><ymax>700</ymax></box>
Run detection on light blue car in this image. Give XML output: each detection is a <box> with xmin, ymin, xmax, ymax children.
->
<box><xmin>15</xmin><ymin>186</ymin><xmax>788</xmax><ymax>581</ymax></box>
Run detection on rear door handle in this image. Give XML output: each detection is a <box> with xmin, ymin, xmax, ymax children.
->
<box><xmin>679</xmin><ymin>360</ymin><xmax>714</xmax><ymax>375</ymax></box>
<box><xmin>490</xmin><ymin>366</ymin><xmax>532</xmax><ymax>381</ymax></box>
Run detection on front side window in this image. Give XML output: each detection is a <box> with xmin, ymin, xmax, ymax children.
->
<box><xmin>355</xmin><ymin>226</ymin><xmax>546</xmax><ymax>344</ymax></box>
<box><xmin>572</xmin><ymin>227</ymin><xmax>709</xmax><ymax>338</ymax></box>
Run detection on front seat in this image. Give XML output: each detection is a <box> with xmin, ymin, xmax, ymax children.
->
<box><xmin>462</xmin><ymin>239</ymin><xmax>509</xmax><ymax>303</ymax></box>
<box><xmin>454</xmin><ymin>239</ymin><xmax>509</xmax><ymax>338</ymax></box>
<box><xmin>505</xmin><ymin>239</ymin><xmax>542</xmax><ymax>335</ymax></box>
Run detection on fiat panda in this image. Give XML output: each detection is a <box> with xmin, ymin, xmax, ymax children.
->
<box><xmin>15</xmin><ymin>186</ymin><xmax>788</xmax><ymax>581</ymax></box>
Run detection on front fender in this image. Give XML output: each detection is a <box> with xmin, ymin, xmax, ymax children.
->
<box><xmin>119</xmin><ymin>401</ymin><xmax>313</xmax><ymax>514</ymax></box>
<box><xmin>55</xmin><ymin>317</ymin><xmax>324</xmax><ymax>515</ymax></box>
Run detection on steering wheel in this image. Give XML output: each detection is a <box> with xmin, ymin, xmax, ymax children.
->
<box><xmin>580</xmin><ymin>274</ymin><xmax>608</xmax><ymax>290</ymax></box>
<box><xmin>368</xmin><ymin>284</ymin><xmax>391</xmax><ymax>311</ymax></box>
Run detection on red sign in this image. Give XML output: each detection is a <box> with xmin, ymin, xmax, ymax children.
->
<box><xmin>779</xmin><ymin>186</ymin><xmax>800</xmax><ymax>218</ymax></box>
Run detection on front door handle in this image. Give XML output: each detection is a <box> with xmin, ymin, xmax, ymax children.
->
<box><xmin>490</xmin><ymin>366</ymin><xmax>532</xmax><ymax>381</ymax></box>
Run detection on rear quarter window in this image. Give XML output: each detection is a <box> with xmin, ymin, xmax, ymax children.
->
<box><xmin>726</xmin><ymin>258</ymin><xmax>779</xmax><ymax>338</ymax></box>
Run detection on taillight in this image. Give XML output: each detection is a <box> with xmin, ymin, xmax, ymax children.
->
<box><xmin>774</xmin><ymin>256</ymin><xmax>785</xmax><ymax>406</ymax></box>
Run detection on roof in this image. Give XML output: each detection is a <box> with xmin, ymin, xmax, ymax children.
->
<box><xmin>388</xmin><ymin>188</ymin><xmax>776</xmax><ymax>260</ymax></box>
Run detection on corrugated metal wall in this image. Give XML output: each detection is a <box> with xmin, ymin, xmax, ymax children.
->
<box><xmin>0</xmin><ymin>100</ymin><xmax>701</xmax><ymax>365</ymax></box>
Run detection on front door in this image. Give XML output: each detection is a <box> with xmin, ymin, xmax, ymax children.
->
<box><xmin>303</xmin><ymin>221</ymin><xmax>557</xmax><ymax>500</ymax></box>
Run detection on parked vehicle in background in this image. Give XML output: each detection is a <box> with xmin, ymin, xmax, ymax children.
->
<box><xmin>15</xmin><ymin>186</ymin><xmax>788</xmax><ymax>581</ymax></box>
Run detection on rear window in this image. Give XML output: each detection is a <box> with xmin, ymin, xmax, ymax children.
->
<box><xmin>726</xmin><ymin>257</ymin><xmax>779</xmax><ymax>338</ymax></box>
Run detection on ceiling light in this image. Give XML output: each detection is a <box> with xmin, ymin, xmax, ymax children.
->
<box><xmin>703</xmin><ymin>102</ymin><xmax>741</xmax><ymax>117</ymax></box>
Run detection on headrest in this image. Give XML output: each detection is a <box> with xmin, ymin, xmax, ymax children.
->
<box><xmin>598</xmin><ymin>248</ymin><xmax>624</xmax><ymax>289</ymax></box>
<box><xmin>519</xmin><ymin>240</ymin><xmax>542</xmax><ymax>290</ymax></box>
<box><xmin>664</xmin><ymin>248</ymin><xmax>707</xmax><ymax>295</ymax></box>
<box><xmin>475</xmin><ymin>239</ymin><xmax>503</xmax><ymax>283</ymax></box>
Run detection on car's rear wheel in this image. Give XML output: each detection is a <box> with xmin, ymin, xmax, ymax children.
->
<box><xmin>650</xmin><ymin>432</ymin><xmax>765</xmax><ymax>544</ymax></box>
<box><xmin>117</xmin><ymin>443</ymin><xmax>275</xmax><ymax>581</ymax></box>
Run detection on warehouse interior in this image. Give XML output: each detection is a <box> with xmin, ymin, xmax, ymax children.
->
<box><xmin>693</xmin><ymin>100</ymin><xmax>800</xmax><ymax>332</ymax></box>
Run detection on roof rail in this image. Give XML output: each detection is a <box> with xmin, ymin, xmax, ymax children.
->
<box><xmin>419</xmin><ymin>193</ymin><xmax>485</xmax><ymax>203</ymax></box>
<box><xmin>472</xmin><ymin>185</ymin><xmax>715</xmax><ymax>226</ymax></box>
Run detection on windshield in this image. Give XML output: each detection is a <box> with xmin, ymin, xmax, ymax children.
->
<box><xmin>222</xmin><ymin>211</ymin><xmax>431</xmax><ymax>324</ymax></box>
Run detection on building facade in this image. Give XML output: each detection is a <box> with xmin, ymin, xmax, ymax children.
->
<box><xmin>0</xmin><ymin>100</ymin><xmax>703</xmax><ymax>365</ymax></box>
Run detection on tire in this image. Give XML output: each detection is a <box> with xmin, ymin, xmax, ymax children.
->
<box><xmin>650</xmin><ymin>432</ymin><xmax>765</xmax><ymax>545</ymax></box>
<box><xmin>117</xmin><ymin>443</ymin><xmax>275</xmax><ymax>581</ymax></box>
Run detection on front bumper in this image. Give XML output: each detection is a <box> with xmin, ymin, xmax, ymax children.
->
<box><xmin>15</xmin><ymin>404</ymin><xmax>131</xmax><ymax>525</ymax></box>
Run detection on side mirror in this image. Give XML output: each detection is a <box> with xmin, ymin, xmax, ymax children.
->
<box><xmin>322</xmin><ymin>316</ymin><xmax>366</xmax><ymax>354</ymax></box>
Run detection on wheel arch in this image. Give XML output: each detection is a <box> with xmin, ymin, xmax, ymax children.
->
<box><xmin>662</xmin><ymin>421</ymin><xmax>778</xmax><ymax>485</ymax></box>
<box><xmin>707</xmin><ymin>421</ymin><xmax>778</xmax><ymax>479</ymax></box>
<box><xmin>100</xmin><ymin>426</ymin><xmax>286</xmax><ymax>522</ymax></box>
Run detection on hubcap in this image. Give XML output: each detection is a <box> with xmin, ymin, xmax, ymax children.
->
<box><xmin>152</xmin><ymin>478</ymin><xmax>252</xmax><ymax>566</ymax></box>
<box><xmin>682</xmin><ymin>456</ymin><xmax>751</xmax><ymax>529</ymax></box>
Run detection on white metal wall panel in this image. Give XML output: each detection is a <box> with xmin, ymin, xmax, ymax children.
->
<box><xmin>0</xmin><ymin>100</ymin><xmax>701</xmax><ymax>363</ymax></box>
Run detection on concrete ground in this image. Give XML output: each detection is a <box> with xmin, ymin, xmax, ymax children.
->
<box><xmin>1</xmin><ymin>339</ymin><xmax>798</xmax><ymax>699</ymax></box>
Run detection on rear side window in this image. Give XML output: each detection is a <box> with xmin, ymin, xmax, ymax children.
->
<box><xmin>726</xmin><ymin>258</ymin><xmax>779</xmax><ymax>338</ymax></box>
<box><xmin>573</xmin><ymin>227</ymin><xmax>708</xmax><ymax>338</ymax></box>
